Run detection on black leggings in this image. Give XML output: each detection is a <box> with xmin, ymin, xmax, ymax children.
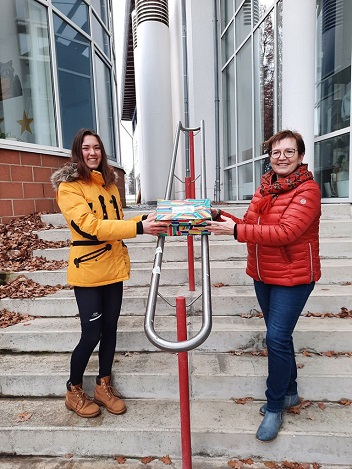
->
<box><xmin>69</xmin><ymin>282</ymin><xmax>123</xmax><ymax>386</ymax></box>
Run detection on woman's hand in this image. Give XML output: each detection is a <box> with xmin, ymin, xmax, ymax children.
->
<box><xmin>206</xmin><ymin>215</ymin><xmax>236</xmax><ymax>236</ymax></box>
<box><xmin>142</xmin><ymin>212</ymin><xmax>168</xmax><ymax>236</ymax></box>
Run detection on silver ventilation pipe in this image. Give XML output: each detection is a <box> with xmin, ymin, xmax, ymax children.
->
<box><xmin>213</xmin><ymin>0</ymin><xmax>221</xmax><ymax>202</ymax></box>
<box><xmin>181</xmin><ymin>0</ymin><xmax>190</xmax><ymax>177</ymax></box>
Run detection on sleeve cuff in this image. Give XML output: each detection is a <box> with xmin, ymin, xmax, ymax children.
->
<box><xmin>233</xmin><ymin>223</ymin><xmax>237</xmax><ymax>240</ymax></box>
<box><xmin>136</xmin><ymin>221</ymin><xmax>143</xmax><ymax>234</ymax></box>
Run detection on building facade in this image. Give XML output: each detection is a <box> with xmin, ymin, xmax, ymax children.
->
<box><xmin>0</xmin><ymin>0</ymin><xmax>123</xmax><ymax>223</ymax></box>
<box><xmin>121</xmin><ymin>0</ymin><xmax>351</xmax><ymax>204</ymax></box>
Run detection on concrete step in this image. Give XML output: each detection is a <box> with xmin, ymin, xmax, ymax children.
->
<box><xmin>1</xmin><ymin>316</ymin><xmax>351</xmax><ymax>354</ymax></box>
<box><xmin>8</xmin><ymin>258</ymin><xmax>352</xmax><ymax>287</ymax></box>
<box><xmin>1</xmin><ymin>457</ymin><xmax>348</xmax><ymax>469</ymax></box>
<box><xmin>35</xmin><ymin>218</ymin><xmax>352</xmax><ymax>242</ymax></box>
<box><xmin>0</xmin><ymin>397</ymin><xmax>351</xmax><ymax>464</ymax></box>
<box><xmin>1</xmin><ymin>284</ymin><xmax>351</xmax><ymax>317</ymax></box>
<box><xmin>0</xmin><ymin>351</ymin><xmax>351</xmax><ymax>402</ymax></box>
<box><xmin>0</xmin><ymin>457</ymin><xmax>349</xmax><ymax>469</ymax></box>
<box><xmin>32</xmin><ymin>237</ymin><xmax>352</xmax><ymax>262</ymax></box>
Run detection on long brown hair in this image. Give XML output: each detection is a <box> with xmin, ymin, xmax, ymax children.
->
<box><xmin>70</xmin><ymin>128</ymin><xmax>116</xmax><ymax>186</ymax></box>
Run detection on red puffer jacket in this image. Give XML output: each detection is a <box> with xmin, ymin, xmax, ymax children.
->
<box><xmin>221</xmin><ymin>180</ymin><xmax>321</xmax><ymax>286</ymax></box>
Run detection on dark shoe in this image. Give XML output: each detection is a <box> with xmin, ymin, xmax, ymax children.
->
<box><xmin>65</xmin><ymin>382</ymin><xmax>101</xmax><ymax>418</ymax></box>
<box><xmin>259</xmin><ymin>393</ymin><xmax>300</xmax><ymax>416</ymax></box>
<box><xmin>94</xmin><ymin>376</ymin><xmax>127</xmax><ymax>415</ymax></box>
<box><xmin>256</xmin><ymin>410</ymin><xmax>283</xmax><ymax>442</ymax></box>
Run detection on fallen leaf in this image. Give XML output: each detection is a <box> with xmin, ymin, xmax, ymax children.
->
<box><xmin>65</xmin><ymin>454</ymin><xmax>73</xmax><ymax>459</ymax></box>
<box><xmin>228</xmin><ymin>461</ymin><xmax>244</xmax><ymax>468</ymax></box>
<box><xmin>318</xmin><ymin>402</ymin><xmax>326</xmax><ymax>410</ymax></box>
<box><xmin>264</xmin><ymin>462</ymin><xmax>279</xmax><ymax>469</ymax></box>
<box><xmin>141</xmin><ymin>456</ymin><xmax>155</xmax><ymax>464</ymax></box>
<box><xmin>312</xmin><ymin>464</ymin><xmax>321</xmax><ymax>469</ymax></box>
<box><xmin>233</xmin><ymin>397</ymin><xmax>253</xmax><ymax>405</ymax></box>
<box><xmin>281</xmin><ymin>461</ymin><xmax>295</xmax><ymax>468</ymax></box>
<box><xmin>241</xmin><ymin>458</ymin><xmax>254</xmax><ymax>464</ymax></box>
<box><xmin>159</xmin><ymin>454</ymin><xmax>172</xmax><ymax>464</ymax></box>
<box><xmin>302</xmin><ymin>350</ymin><xmax>312</xmax><ymax>357</ymax></box>
<box><xmin>297</xmin><ymin>363</ymin><xmax>305</xmax><ymax>368</ymax></box>
<box><xmin>212</xmin><ymin>282</ymin><xmax>228</xmax><ymax>288</ymax></box>
<box><xmin>16</xmin><ymin>412</ymin><xmax>32</xmax><ymax>422</ymax></box>
<box><xmin>338</xmin><ymin>398</ymin><xmax>352</xmax><ymax>406</ymax></box>
<box><xmin>115</xmin><ymin>456</ymin><xmax>126</xmax><ymax>464</ymax></box>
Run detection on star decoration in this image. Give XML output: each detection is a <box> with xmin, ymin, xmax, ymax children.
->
<box><xmin>17</xmin><ymin>110</ymin><xmax>33</xmax><ymax>134</ymax></box>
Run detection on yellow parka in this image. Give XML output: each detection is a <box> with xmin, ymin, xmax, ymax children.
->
<box><xmin>51</xmin><ymin>163</ymin><xmax>144</xmax><ymax>287</ymax></box>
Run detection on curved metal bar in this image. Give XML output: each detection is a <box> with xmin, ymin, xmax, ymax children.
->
<box><xmin>144</xmin><ymin>120</ymin><xmax>212</xmax><ymax>352</ymax></box>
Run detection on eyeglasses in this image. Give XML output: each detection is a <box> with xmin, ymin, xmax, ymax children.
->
<box><xmin>269</xmin><ymin>148</ymin><xmax>298</xmax><ymax>159</ymax></box>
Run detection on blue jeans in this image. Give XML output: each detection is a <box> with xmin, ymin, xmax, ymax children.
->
<box><xmin>254</xmin><ymin>280</ymin><xmax>315</xmax><ymax>413</ymax></box>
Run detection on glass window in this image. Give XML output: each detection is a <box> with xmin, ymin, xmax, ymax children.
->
<box><xmin>254</xmin><ymin>11</ymin><xmax>274</xmax><ymax>156</ymax></box>
<box><xmin>54</xmin><ymin>13</ymin><xmax>95</xmax><ymax>149</ymax></box>
<box><xmin>222</xmin><ymin>21</ymin><xmax>234</xmax><ymax>65</ymax></box>
<box><xmin>235</xmin><ymin>0</ymin><xmax>252</xmax><ymax>47</ymax></box>
<box><xmin>94</xmin><ymin>54</ymin><xmax>115</xmax><ymax>160</ymax></box>
<box><xmin>236</xmin><ymin>38</ymin><xmax>253</xmax><ymax>162</ymax></box>
<box><xmin>0</xmin><ymin>0</ymin><xmax>57</xmax><ymax>145</ymax></box>
<box><xmin>254</xmin><ymin>157</ymin><xmax>271</xmax><ymax>187</ymax></box>
<box><xmin>52</xmin><ymin>0</ymin><xmax>89</xmax><ymax>33</ymax></box>
<box><xmin>91</xmin><ymin>0</ymin><xmax>108</xmax><ymax>26</ymax></box>
<box><xmin>238</xmin><ymin>162</ymin><xmax>253</xmax><ymax>200</ymax></box>
<box><xmin>223</xmin><ymin>59</ymin><xmax>236</xmax><ymax>166</ymax></box>
<box><xmin>315</xmin><ymin>0</ymin><xmax>351</xmax><ymax>136</ymax></box>
<box><xmin>276</xmin><ymin>0</ymin><xmax>283</xmax><ymax>131</ymax></box>
<box><xmin>221</xmin><ymin>0</ymin><xmax>234</xmax><ymax>30</ymax></box>
<box><xmin>92</xmin><ymin>13</ymin><xmax>110</xmax><ymax>57</ymax></box>
<box><xmin>225</xmin><ymin>167</ymin><xmax>237</xmax><ymax>200</ymax></box>
<box><xmin>235</xmin><ymin>0</ymin><xmax>243</xmax><ymax>10</ymax></box>
<box><xmin>253</xmin><ymin>0</ymin><xmax>275</xmax><ymax>25</ymax></box>
<box><xmin>314</xmin><ymin>133</ymin><xmax>349</xmax><ymax>198</ymax></box>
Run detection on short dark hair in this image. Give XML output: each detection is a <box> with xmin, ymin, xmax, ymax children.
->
<box><xmin>70</xmin><ymin>128</ymin><xmax>116</xmax><ymax>186</ymax></box>
<box><xmin>264</xmin><ymin>130</ymin><xmax>305</xmax><ymax>156</ymax></box>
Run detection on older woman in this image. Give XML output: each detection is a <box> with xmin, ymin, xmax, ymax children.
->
<box><xmin>207</xmin><ymin>130</ymin><xmax>321</xmax><ymax>442</ymax></box>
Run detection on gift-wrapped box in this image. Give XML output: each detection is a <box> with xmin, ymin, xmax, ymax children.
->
<box><xmin>156</xmin><ymin>199</ymin><xmax>211</xmax><ymax>236</ymax></box>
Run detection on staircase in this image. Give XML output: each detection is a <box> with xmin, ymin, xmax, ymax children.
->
<box><xmin>1</xmin><ymin>204</ymin><xmax>352</xmax><ymax>467</ymax></box>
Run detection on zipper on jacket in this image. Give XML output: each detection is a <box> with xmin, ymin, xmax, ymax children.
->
<box><xmin>74</xmin><ymin>243</ymin><xmax>112</xmax><ymax>268</ymax></box>
<box><xmin>309</xmin><ymin>242</ymin><xmax>314</xmax><ymax>281</ymax></box>
<box><xmin>256</xmin><ymin>216</ymin><xmax>263</xmax><ymax>281</ymax></box>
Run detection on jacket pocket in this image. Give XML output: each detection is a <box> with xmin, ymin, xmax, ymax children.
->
<box><xmin>122</xmin><ymin>241</ymin><xmax>130</xmax><ymax>276</ymax></box>
<box><xmin>280</xmin><ymin>247</ymin><xmax>291</xmax><ymax>264</ymax></box>
<box><xmin>73</xmin><ymin>243</ymin><xmax>112</xmax><ymax>268</ymax></box>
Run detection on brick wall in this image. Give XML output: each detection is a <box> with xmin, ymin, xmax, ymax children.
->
<box><xmin>0</xmin><ymin>148</ymin><xmax>126</xmax><ymax>224</ymax></box>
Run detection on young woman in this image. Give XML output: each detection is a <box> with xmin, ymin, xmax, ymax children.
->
<box><xmin>51</xmin><ymin>128</ymin><xmax>167</xmax><ymax>418</ymax></box>
<box><xmin>207</xmin><ymin>130</ymin><xmax>321</xmax><ymax>442</ymax></box>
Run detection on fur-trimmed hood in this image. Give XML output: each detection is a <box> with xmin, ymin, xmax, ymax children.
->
<box><xmin>50</xmin><ymin>163</ymin><xmax>79</xmax><ymax>191</ymax></box>
<box><xmin>50</xmin><ymin>162</ymin><xmax>118</xmax><ymax>191</ymax></box>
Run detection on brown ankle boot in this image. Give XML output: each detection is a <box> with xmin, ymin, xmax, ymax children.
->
<box><xmin>94</xmin><ymin>376</ymin><xmax>127</xmax><ymax>415</ymax></box>
<box><xmin>65</xmin><ymin>383</ymin><xmax>101</xmax><ymax>418</ymax></box>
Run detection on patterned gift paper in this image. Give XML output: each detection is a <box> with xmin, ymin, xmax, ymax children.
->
<box><xmin>156</xmin><ymin>199</ymin><xmax>211</xmax><ymax>221</ymax></box>
<box><xmin>156</xmin><ymin>199</ymin><xmax>211</xmax><ymax>236</ymax></box>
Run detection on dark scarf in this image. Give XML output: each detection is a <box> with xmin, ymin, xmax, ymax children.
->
<box><xmin>256</xmin><ymin>163</ymin><xmax>313</xmax><ymax>215</ymax></box>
